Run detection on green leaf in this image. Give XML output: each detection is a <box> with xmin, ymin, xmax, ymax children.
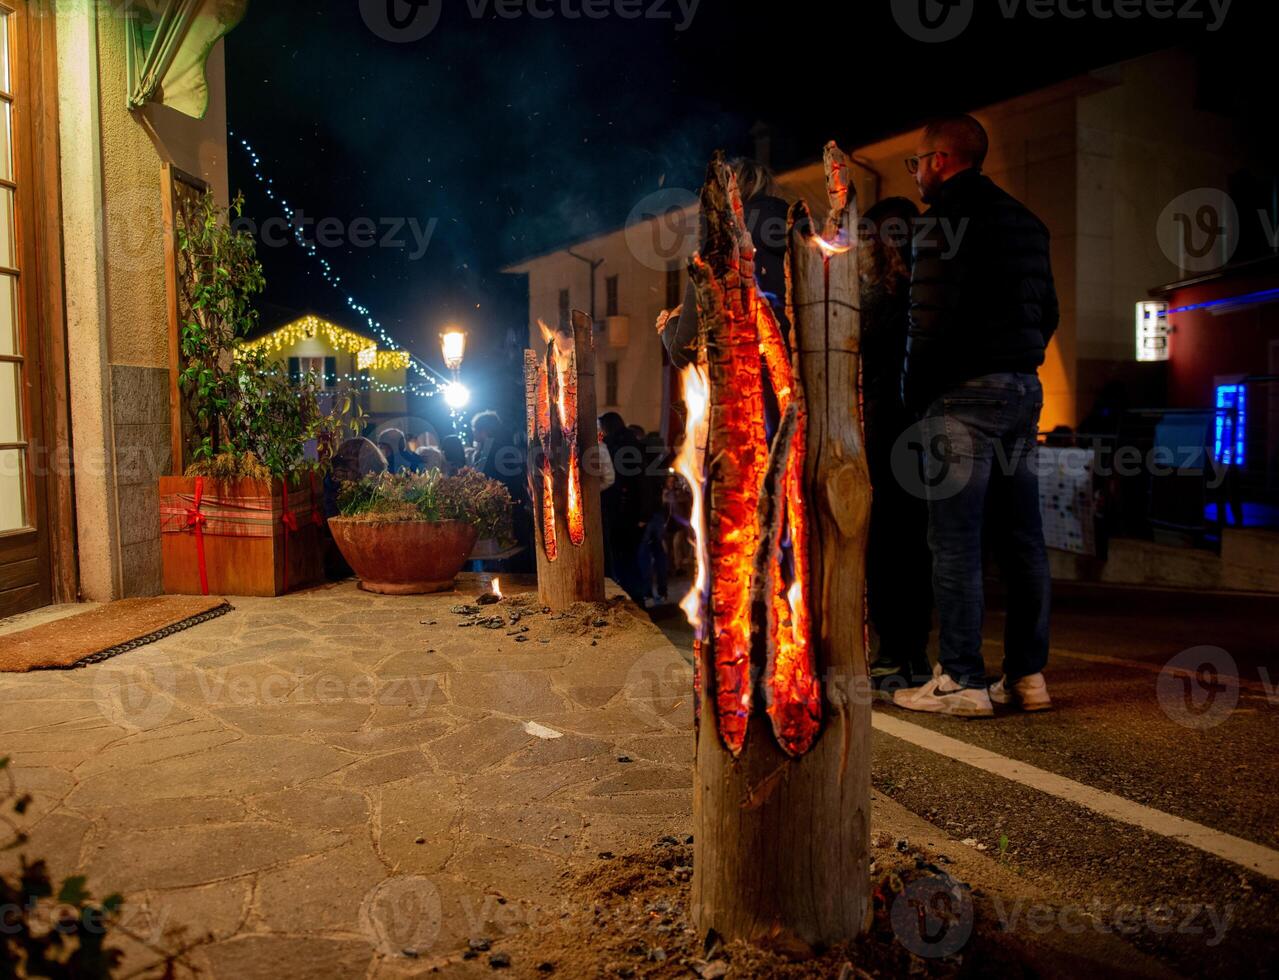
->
<box><xmin>58</xmin><ymin>875</ymin><xmax>90</xmax><ymax>905</ymax></box>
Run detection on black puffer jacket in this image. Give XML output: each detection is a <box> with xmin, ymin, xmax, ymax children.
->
<box><xmin>904</xmin><ymin>169</ymin><xmax>1059</xmax><ymax>412</ymax></box>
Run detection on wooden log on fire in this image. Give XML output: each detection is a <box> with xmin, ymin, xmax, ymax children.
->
<box><xmin>525</xmin><ymin>310</ymin><xmax>606</xmax><ymax>609</ymax></box>
<box><xmin>689</xmin><ymin>145</ymin><xmax>871</xmax><ymax>951</ymax></box>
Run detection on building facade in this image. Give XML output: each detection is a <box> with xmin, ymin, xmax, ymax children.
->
<box><xmin>504</xmin><ymin>48</ymin><xmax>1264</xmax><ymax>439</ymax></box>
<box><xmin>240</xmin><ymin>314</ymin><xmax>411</xmax><ymax>425</ymax></box>
<box><xmin>0</xmin><ymin>2</ymin><xmax>240</xmax><ymax>614</ymax></box>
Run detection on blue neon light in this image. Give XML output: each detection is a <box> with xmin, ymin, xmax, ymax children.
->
<box><xmin>1170</xmin><ymin>287</ymin><xmax>1279</xmax><ymax>315</ymax></box>
<box><xmin>1214</xmin><ymin>384</ymin><xmax>1247</xmax><ymax>467</ymax></box>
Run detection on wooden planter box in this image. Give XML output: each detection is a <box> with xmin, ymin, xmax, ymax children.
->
<box><xmin>159</xmin><ymin>475</ymin><xmax>326</xmax><ymax>597</ymax></box>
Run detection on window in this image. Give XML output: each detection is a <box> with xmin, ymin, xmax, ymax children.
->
<box><xmin>605</xmin><ymin>274</ymin><xmax>619</xmax><ymax>317</ymax></box>
<box><xmin>0</xmin><ymin>9</ymin><xmax>26</xmax><ymax>534</ymax></box>
<box><xmin>558</xmin><ymin>288</ymin><xmax>570</xmax><ymax>329</ymax></box>
<box><xmin>665</xmin><ymin>265</ymin><xmax>682</xmax><ymax>309</ymax></box>
<box><xmin>605</xmin><ymin>361</ymin><xmax>619</xmax><ymax>408</ymax></box>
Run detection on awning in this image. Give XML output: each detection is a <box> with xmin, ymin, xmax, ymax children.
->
<box><xmin>126</xmin><ymin>0</ymin><xmax>249</xmax><ymax>119</ymax></box>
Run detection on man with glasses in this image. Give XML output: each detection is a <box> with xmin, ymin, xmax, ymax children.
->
<box><xmin>892</xmin><ymin>114</ymin><xmax>1058</xmax><ymax>718</ymax></box>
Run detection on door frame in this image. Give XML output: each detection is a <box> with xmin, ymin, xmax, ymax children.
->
<box><xmin>0</xmin><ymin>1</ymin><xmax>74</xmax><ymax>617</ymax></box>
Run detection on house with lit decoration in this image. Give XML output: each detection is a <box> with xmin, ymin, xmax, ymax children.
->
<box><xmin>239</xmin><ymin>314</ymin><xmax>412</xmax><ymax>426</ymax></box>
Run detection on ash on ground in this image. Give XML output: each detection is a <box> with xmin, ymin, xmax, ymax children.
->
<box><xmin>455</xmin><ymin>837</ymin><xmax>1032</xmax><ymax>978</ymax></box>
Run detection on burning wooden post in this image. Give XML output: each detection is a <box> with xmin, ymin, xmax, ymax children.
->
<box><xmin>524</xmin><ymin>310</ymin><xmax>606</xmax><ymax>609</ymax></box>
<box><xmin>681</xmin><ymin>146</ymin><xmax>871</xmax><ymax>950</ymax></box>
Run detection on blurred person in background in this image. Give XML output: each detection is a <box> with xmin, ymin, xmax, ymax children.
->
<box><xmin>377</xmin><ymin>427</ymin><xmax>425</xmax><ymax>475</ymax></box>
<box><xmin>636</xmin><ymin>432</ymin><xmax>671</xmax><ymax>606</ymax></box>
<box><xmin>598</xmin><ymin>411</ymin><xmax>645</xmax><ymax>601</ymax></box>
<box><xmin>440</xmin><ymin>434</ymin><xmax>467</xmax><ymax>476</ymax></box>
<box><xmin>859</xmin><ymin>196</ymin><xmax>934</xmax><ymax>691</ymax></box>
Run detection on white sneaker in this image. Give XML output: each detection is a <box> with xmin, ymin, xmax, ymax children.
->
<box><xmin>892</xmin><ymin>665</ymin><xmax>994</xmax><ymax>718</ymax></box>
<box><xmin>989</xmin><ymin>673</ymin><xmax>1052</xmax><ymax>712</ymax></box>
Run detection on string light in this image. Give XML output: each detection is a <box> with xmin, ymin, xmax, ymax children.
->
<box><xmin>230</xmin><ymin>130</ymin><xmax>448</xmax><ymax>393</ymax></box>
<box><xmin>238</xmin><ymin>315</ymin><xmax>412</xmax><ymax>372</ymax></box>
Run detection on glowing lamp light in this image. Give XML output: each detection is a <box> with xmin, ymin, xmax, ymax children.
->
<box><xmin>441</xmin><ymin>329</ymin><xmax>467</xmax><ymax>372</ymax></box>
<box><xmin>443</xmin><ymin>381</ymin><xmax>471</xmax><ymax>410</ymax></box>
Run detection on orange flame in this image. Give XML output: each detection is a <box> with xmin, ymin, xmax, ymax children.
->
<box><xmin>542</xmin><ymin>321</ymin><xmax>586</xmax><ymax>548</ymax></box>
<box><xmin>491</xmin><ymin>577</ymin><xmax>503</xmax><ymax>599</ymax></box>
<box><xmin>535</xmin><ymin>360</ymin><xmax>558</xmax><ymax>562</ymax></box>
<box><xmin>675</xmin><ymin>365</ymin><xmax>710</xmax><ymax>639</ymax></box>
<box><xmin>813</xmin><ymin>233</ymin><xmax>852</xmax><ymax>257</ymax></box>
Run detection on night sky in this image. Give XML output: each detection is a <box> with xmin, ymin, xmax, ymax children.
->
<box><xmin>226</xmin><ymin>0</ymin><xmax>1273</xmax><ymax>426</ymax></box>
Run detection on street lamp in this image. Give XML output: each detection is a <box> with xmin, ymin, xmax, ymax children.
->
<box><xmin>440</xmin><ymin>328</ymin><xmax>467</xmax><ymax>373</ymax></box>
<box><xmin>439</xmin><ymin>328</ymin><xmax>470</xmax><ymax>411</ymax></box>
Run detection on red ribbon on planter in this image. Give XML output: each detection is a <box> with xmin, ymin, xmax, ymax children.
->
<box><xmin>280</xmin><ymin>482</ymin><xmax>299</xmax><ymax>595</ymax></box>
<box><xmin>187</xmin><ymin>476</ymin><xmax>210</xmax><ymax>596</ymax></box>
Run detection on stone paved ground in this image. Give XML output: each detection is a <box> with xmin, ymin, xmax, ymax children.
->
<box><xmin>0</xmin><ymin>576</ymin><xmax>695</xmax><ymax>977</ymax></box>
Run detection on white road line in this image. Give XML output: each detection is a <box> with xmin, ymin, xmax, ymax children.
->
<box><xmin>872</xmin><ymin>711</ymin><xmax>1279</xmax><ymax>881</ymax></box>
<box><xmin>984</xmin><ymin>639</ymin><xmax>1273</xmax><ymax>695</ymax></box>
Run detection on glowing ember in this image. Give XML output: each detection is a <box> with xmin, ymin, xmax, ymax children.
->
<box><xmin>539</xmin><ymin>320</ymin><xmax>587</xmax><ymax>549</ymax></box>
<box><xmin>535</xmin><ymin>359</ymin><xmax>558</xmax><ymax>562</ymax></box>
<box><xmin>676</xmin><ymin>153</ymin><xmax>824</xmax><ymax>759</ymax></box>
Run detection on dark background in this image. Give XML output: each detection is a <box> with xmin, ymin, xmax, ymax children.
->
<box><xmin>227</xmin><ymin>0</ymin><xmax>1276</xmax><ymax>431</ymax></box>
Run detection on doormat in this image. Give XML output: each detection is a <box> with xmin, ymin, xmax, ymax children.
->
<box><xmin>0</xmin><ymin>597</ymin><xmax>232</xmax><ymax>672</ymax></box>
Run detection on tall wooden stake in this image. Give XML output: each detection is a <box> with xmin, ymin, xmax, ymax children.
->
<box><xmin>525</xmin><ymin>309</ymin><xmax>606</xmax><ymax>609</ymax></box>
<box><xmin>690</xmin><ymin>144</ymin><xmax>872</xmax><ymax>950</ymax></box>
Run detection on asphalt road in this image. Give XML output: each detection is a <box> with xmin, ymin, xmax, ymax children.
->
<box><xmin>648</xmin><ymin>585</ymin><xmax>1279</xmax><ymax>977</ymax></box>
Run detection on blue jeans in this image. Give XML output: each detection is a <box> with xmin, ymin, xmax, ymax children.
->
<box><xmin>921</xmin><ymin>373</ymin><xmax>1050</xmax><ymax>688</ymax></box>
<box><xmin>637</xmin><ymin>512</ymin><xmax>669</xmax><ymax>600</ymax></box>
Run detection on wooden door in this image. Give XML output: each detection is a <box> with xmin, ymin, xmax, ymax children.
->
<box><xmin>0</xmin><ymin>1</ymin><xmax>52</xmax><ymax>616</ymax></box>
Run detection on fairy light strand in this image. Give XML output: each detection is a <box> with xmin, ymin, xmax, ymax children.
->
<box><xmin>229</xmin><ymin>129</ymin><xmax>448</xmax><ymax>391</ymax></box>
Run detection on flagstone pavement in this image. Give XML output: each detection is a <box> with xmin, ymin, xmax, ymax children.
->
<box><xmin>0</xmin><ymin>576</ymin><xmax>695</xmax><ymax>977</ymax></box>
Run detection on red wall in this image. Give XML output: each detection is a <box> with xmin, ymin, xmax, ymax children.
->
<box><xmin>1166</xmin><ymin>270</ymin><xmax>1279</xmax><ymax>408</ymax></box>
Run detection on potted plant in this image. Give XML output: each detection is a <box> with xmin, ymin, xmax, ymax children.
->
<box><xmin>329</xmin><ymin>469</ymin><xmax>514</xmax><ymax>594</ymax></box>
<box><xmin>159</xmin><ymin>192</ymin><xmax>349</xmax><ymax>596</ymax></box>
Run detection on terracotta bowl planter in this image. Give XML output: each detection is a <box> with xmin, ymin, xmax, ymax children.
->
<box><xmin>328</xmin><ymin>518</ymin><xmax>479</xmax><ymax>594</ymax></box>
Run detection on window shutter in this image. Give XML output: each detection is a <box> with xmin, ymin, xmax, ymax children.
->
<box><xmin>324</xmin><ymin>357</ymin><xmax>337</xmax><ymax>388</ymax></box>
<box><xmin>288</xmin><ymin>357</ymin><xmax>301</xmax><ymax>384</ymax></box>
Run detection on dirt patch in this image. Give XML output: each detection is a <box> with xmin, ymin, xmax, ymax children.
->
<box><xmin>456</xmin><ymin>837</ymin><xmax>1036</xmax><ymax>978</ymax></box>
<box><xmin>501</xmin><ymin>592</ymin><xmax>638</xmax><ymax>637</ymax></box>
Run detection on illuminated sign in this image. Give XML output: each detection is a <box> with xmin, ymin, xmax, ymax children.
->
<box><xmin>1136</xmin><ymin>301</ymin><xmax>1169</xmax><ymax>362</ymax></box>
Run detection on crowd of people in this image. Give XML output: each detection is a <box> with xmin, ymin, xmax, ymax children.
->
<box><xmin>323</xmin><ymin>114</ymin><xmax>1058</xmax><ymax>721</ymax></box>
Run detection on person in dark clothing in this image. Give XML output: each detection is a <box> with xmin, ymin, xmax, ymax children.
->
<box><xmin>860</xmin><ymin>197</ymin><xmax>934</xmax><ymax>690</ymax></box>
<box><xmin>894</xmin><ymin>115</ymin><xmax>1056</xmax><ymax>719</ymax></box>
<box><xmin>635</xmin><ymin>432</ymin><xmax>671</xmax><ymax>605</ymax></box>
<box><xmin>378</xmin><ymin>428</ymin><xmax>425</xmax><ymax>475</ymax></box>
<box><xmin>470</xmin><ymin>410</ymin><xmax>534</xmax><ymax>571</ymax></box>
<box><xmin>598</xmin><ymin>411</ymin><xmax>646</xmax><ymax>602</ymax></box>
<box><xmin>439</xmin><ymin>435</ymin><xmax>466</xmax><ymax>476</ymax></box>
